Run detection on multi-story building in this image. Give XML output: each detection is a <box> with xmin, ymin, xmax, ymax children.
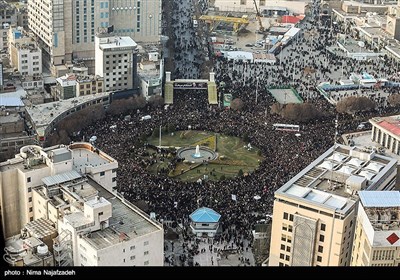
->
<box><xmin>0</xmin><ymin>1</ymin><xmax>17</xmax><ymax>51</ymax></box>
<box><xmin>0</xmin><ymin>143</ymin><xmax>118</xmax><ymax>238</ymax></box>
<box><xmin>370</xmin><ymin>115</ymin><xmax>400</xmax><ymax>156</ymax></box>
<box><xmin>268</xmin><ymin>144</ymin><xmax>398</xmax><ymax>266</ymax></box>
<box><xmin>76</xmin><ymin>75</ymin><xmax>104</xmax><ymax>97</ymax></box>
<box><xmin>8</xmin><ymin>27</ymin><xmax>42</xmax><ymax>77</ymax></box>
<box><xmin>54</xmin><ymin>74</ymin><xmax>77</xmax><ymax>100</ymax></box>
<box><xmin>351</xmin><ymin>191</ymin><xmax>400</xmax><ymax>266</ymax></box>
<box><xmin>24</xmin><ymin>92</ymin><xmax>111</xmax><ymax>143</ymax></box>
<box><xmin>52</xmin><ymin>73</ymin><xmax>105</xmax><ymax>100</ymax></box>
<box><xmin>209</xmin><ymin>0</ymin><xmax>308</xmax><ymax>15</ymax></box>
<box><xmin>95</xmin><ymin>33</ymin><xmax>138</xmax><ymax>92</ymax></box>
<box><xmin>1</xmin><ymin>143</ymin><xmax>164</xmax><ymax>266</ymax></box>
<box><xmin>27</xmin><ymin>0</ymin><xmax>161</xmax><ymax>76</ymax></box>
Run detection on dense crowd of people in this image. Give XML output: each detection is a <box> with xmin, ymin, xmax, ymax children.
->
<box><xmin>79</xmin><ymin>0</ymin><xmax>400</xmax><ymax>266</ymax></box>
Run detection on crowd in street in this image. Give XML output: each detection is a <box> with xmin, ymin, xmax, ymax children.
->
<box><xmin>80</xmin><ymin>0</ymin><xmax>400</xmax><ymax>266</ymax></box>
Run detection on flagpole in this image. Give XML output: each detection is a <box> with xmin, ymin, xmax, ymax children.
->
<box><xmin>159</xmin><ymin>125</ymin><xmax>162</xmax><ymax>148</ymax></box>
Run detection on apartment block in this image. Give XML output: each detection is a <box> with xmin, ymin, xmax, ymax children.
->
<box><xmin>268</xmin><ymin>144</ymin><xmax>398</xmax><ymax>266</ymax></box>
<box><xmin>8</xmin><ymin>27</ymin><xmax>42</xmax><ymax>77</ymax></box>
<box><xmin>351</xmin><ymin>191</ymin><xmax>400</xmax><ymax>266</ymax></box>
<box><xmin>0</xmin><ymin>0</ymin><xmax>17</xmax><ymax>51</ymax></box>
<box><xmin>95</xmin><ymin>33</ymin><xmax>138</xmax><ymax>92</ymax></box>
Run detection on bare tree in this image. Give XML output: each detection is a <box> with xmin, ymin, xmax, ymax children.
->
<box><xmin>230</xmin><ymin>98</ymin><xmax>244</xmax><ymax>111</ymax></box>
<box><xmin>336</xmin><ymin>96</ymin><xmax>376</xmax><ymax>114</ymax></box>
<box><xmin>388</xmin><ymin>94</ymin><xmax>400</xmax><ymax>107</ymax></box>
<box><xmin>281</xmin><ymin>103</ymin><xmax>322</xmax><ymax>122</ymax></box>
<box><xmin>270</xmin><ymin>103</ymin><xmax>284</xmax><ymax>115</ymax></box>
<box><xmin>148</xmin><ymin>95</ymin><xmax>165</xmax><ymax>108</ymax></box>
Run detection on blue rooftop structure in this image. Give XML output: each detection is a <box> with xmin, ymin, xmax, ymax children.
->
<box><xmin>190</xmin><ymin>207</ymin><xmax>221</xmax><ymax>223</ymax></box>
<box><xmin>359</xmin><ymin>191</ymin><xmax>400</xmax><ymax>208</ymax></box>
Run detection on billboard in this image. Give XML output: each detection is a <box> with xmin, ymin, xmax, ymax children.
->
<box><xmin>223</xmin><ymin>93</ymin><xmax>232</xmax><ymax>107</ymax></box>
<box><xmin>173</xmin><ymin>82</ymin><xmax>208</xmax><ymax>89</ymax></box>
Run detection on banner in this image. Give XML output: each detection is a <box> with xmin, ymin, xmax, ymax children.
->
<box><xmin>223</xmin><ymin>93</ymin><xmax>232</xmax><ymax>107</ymax></box>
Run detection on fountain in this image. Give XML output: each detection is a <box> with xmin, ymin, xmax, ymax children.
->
<box><xmin>192</xmin><ymin>145</ymin><xmax>202</xmax><ymax>158</ymax></box>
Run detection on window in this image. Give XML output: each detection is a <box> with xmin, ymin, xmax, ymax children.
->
<box><xmin>280</xmin><ymin>253</ymin><xmax>284</xmax><ymax>260</ymax></box>
<box><xmin>281</xmin><ymin>234</ymin><xmax>286</xmax><ymax>242</ymax></box>
<box><xmin>279</xmin><ymin>262</ymin><xmax>284</xmax><ymax>267</ymax></box>
<box><xmin>321</xmin><ymin>224</ymin><xmax>326</xmax><ymax>231</ymax></box>
<box><xmin>289</xmin><ymin>214</ymin><xmax>294</xmax><ymax>222</ymax></box>
<box><xmin>288</xmin><ymin>225</ymin><xmax>292</xmax><ymax>232</ymax></box>
<box><xmin>29</xmin><ymin>207</ymin><xmax>33</xmax><ymax>212</ymax></box>
<box><xmin>318</xmin><ymin>246</ymin><xmax>323</xmax><ymax>253</ymax></box>
<box><xmin>29</xmin><ymin>197</ymin><xmax>32</xmax><ymax>203</ymax></box>
<box><xmin>130</xmin><ymin>246</ymin><xmax>135</xmax><ymax>250</ymax></box>
<box><xmin>144</xmin><ymin>251</ymin><xmax>149</xmax><ymax>256</ymax></box>
<box><xmin>100</xmin><ymin>171</ymin><xmax>105</xmax><ymax>176</ymax></box>
<box><xmin>319</xmin><ymin>235</ymin><xmax>325</xmax><ymax>242</ymax></box>
<box><xmin>286</xmin><ymin>246</ymin><xmax>290</xmax><ymax>252</ymax></box>
<box><xmin>285</xmin><ymin>255</ymin><xmax>290</xmax><ymax>261</ymax></box>
<box><xmin>283</xmin><ymin>212</ymin><xmax>288</xmax><ymax>220</ymax></box>
<box><xmin>280</xmin><ymin>244</ymin><xmax>285</xmax><ymax>250</ymax></box>
<box><xmin>317</xmin><ymin>256</ymin><xmax>322</xmax><ymax>262</ymax></box>
<box><xmin>144</xmin><ymin>241</ymin><xmax>149</xmax><ymax>246</ymax></box>
<box><xmin>130</xmin><ymin>256</ymin><xmax>135</xmax><ymax>260</ymax></box>
<box><xmin>27</xmin><ymin>177</ymin><xmax>31</xmax><ymax>183</ymax></box>
<box><xmin>28</xmin><ymin>187</ymin><xmax>32</xmax><ymax>192</ymax></box>
<box><xmin>282</xmin><ymin>224</ymin><xmax>287</xmax><ymax>231</ymax></box>
<box><xmin>144</xmin><ymin>260</ymin><xmax>149</xmax><ymax>266</ymax></box>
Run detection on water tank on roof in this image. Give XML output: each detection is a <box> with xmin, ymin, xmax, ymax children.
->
<box><xmin>36</xmin><ymin>244</ymin><xmax>48</xmax><ymax>256</ymax></box>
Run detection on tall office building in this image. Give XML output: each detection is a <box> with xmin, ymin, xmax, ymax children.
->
<box><xmin>27</xmin><ymin>0</ymin><xmax>161</xmax><ymax>76</ymax></box>
<box><xmin>268</xmin><ymin>144</ymin><xmax>398</xmax><ymax>266</ymax></box>
<box><xmin>351</xmin><ymin>191</ymin><xmax>400</xmax><ymax>266</ymax></box>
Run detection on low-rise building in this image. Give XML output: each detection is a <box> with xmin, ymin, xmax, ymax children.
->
<box><xmin>370</xmin><ymin>115</ymin><xmax>400</xmax><ymax>156</ymax></box>
<box><xmin>189</xmin><ymin>207</ymin><xmax>221</xmax><ymax>237</ymax></box>
<box><xmin>351</xmin><ymin>191</ymin><xmax>400</xmax><ymax>266</ymax></box>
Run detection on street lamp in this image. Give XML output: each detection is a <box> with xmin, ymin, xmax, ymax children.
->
<box><xmin>149</xmin><ymin>14</ymin><xmax>153</xmax><ymax>36</ymax></box>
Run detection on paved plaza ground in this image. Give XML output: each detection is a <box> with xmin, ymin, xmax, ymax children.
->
<box><xmin>164</xmin><ymin>236</ymin><xmax>255</xmax><ymax>267</ymax></box>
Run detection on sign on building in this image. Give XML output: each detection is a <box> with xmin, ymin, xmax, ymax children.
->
<box><xmin>223</xmin><ymin>93</ymin><xmax>232</xmax><ymax>107</ymax></box>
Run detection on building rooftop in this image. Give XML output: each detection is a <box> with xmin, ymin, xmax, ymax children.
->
<box><xmin>80</xmin><ymin>180</ymin><xmax>162</xmax><ymax>250</ymax></box>
<box><xmin>98</xmin><ymin>35</ymin><xmax>138</xmax><ymax>50</ymax></box>
<box><xmin>25</xmin><ymin>91</ymin><xmax>110</xmax><ymax>128</ymax></box>
<box><xmin>359</xmin><ymin>191</ymin><xmax>400</xmax><ymax>235</ymax></box>
<box><xmin>42</xmin><ymin>170</ymin><xmax>82</xmax><ymax>187</ymax></box>
<box><xmin>359</xmin><ymin>191</ymin><xmax>400</xmax><ymax>208</ymax></box>
<box><xmin>275</xmin><ymin>144</ymin><xmax>398</xmax><ymax>214</ymax></box>
<box><xmin>370</xmin><ymin>115</ymin><xmax>400</xmax><ymax>138</ymax></box>
<box><xmin>23</xmin><ymin>218</ymin><xmax>57</xmax><ymax>239</ymax></box>
<box><xmin>190</xmin><ymin>207</ymin><xmax>221</xmax><ymax>223</ymax></box>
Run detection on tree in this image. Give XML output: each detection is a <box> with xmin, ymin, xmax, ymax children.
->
<box><xmin>279</xmin><ymin>103</ymin><xmax>323</xmax><ymax>122</ymax></box>
<box><xmin>336</xmin><ymin>96</ymin><xmax>376</xmax><ymax>114</ymax></box>
<box><xmin>238</xmin><ymin>169</ymin><xmax>244</xmax><ymax>177</ymax></box>
<box><xmin>148</xmin><ymin>95</ymin><xmax>164</xmax><ymax>108</ymax></box>
<box><xmin>132</xmin><ymin>95</ymin><xmax>147</xmax><ymax>109</ymax></box>
<box><xmin>388</xmin><ymin>94</ymin><xmax>400</xmax><ymax>107</ymax></box>
<box><xmin>230</xmin><ymin>98</ymin><xmax>244</xmax><ymax>111</ymax></box>
<box><xmin>270</xmin><ymin>103</ymin><xmax>284</xmax><ymax>115</ymax></box>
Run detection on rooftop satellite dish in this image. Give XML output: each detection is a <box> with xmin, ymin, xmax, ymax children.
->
<box><xmin>358</xmin><ymin>41</ymin><xmax>365</xmax><ymax>48</ymax></box>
